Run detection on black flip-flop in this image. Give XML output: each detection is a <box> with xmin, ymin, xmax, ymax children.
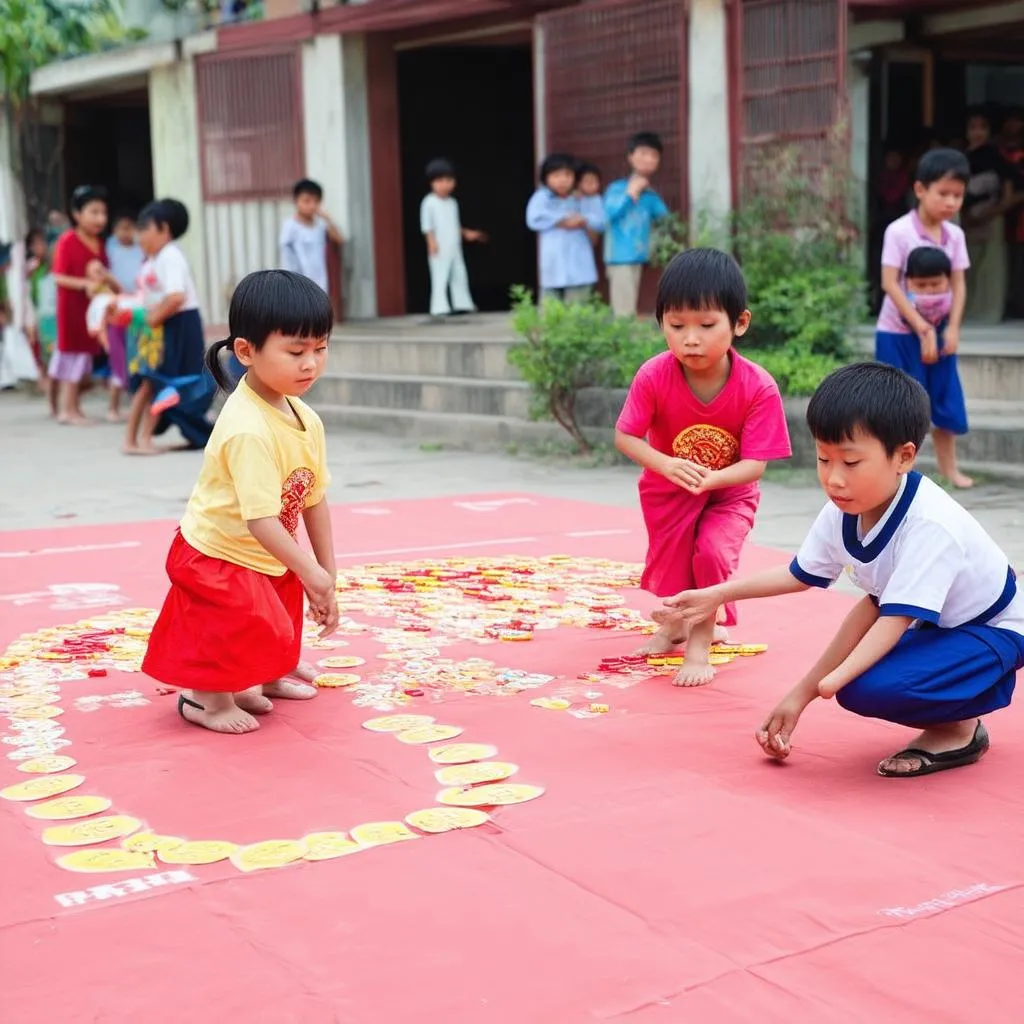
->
<box><xmin>877</xmin><ymin>721</ymin><xmax>989</xmax><ymax>778</ymax></box>
<box><xmin>177</xmin><ymin>694</ymin><xmax>205</xmax><ymax>720</ymax></box>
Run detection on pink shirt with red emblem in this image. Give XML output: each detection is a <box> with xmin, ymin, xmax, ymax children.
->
<box><xmin>877</xmin><ymin>211</ymin><xmax>970</xmax><ymax>335</ymax></box>
<box><xmin>616</xmin><ymin>350</ymin><xmax>792</xmax><ymax>496</ymax></box>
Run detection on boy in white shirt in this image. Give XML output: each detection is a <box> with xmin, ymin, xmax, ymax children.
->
<box><xmin>419</xmin><ymin>158</ymin><xmax>486</xmax><ymax>320</ymax></box>
<box><xmin>279</xmin><ymin>178</ymin><xmax>343</xmax><ymax>295</ymax></box>
<box><xmin>661</xmin><ymin>362</ymin><xmax>1024</xmax><ymax>778</ymax></box>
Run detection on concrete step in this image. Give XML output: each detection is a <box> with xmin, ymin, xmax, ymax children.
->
<box><xmin>328</xmin><ymin>336</ymin><xmax>520</xmax><ymax>381</ymax></box>
<box><xmin>314</xmin><ymin>404</ymin><xmax>572</xmax><ymax>448</ymax></box>
<box><xmin>311</xmin><ymin>372</ymin><xmax>532</xmax><ymax>418</ymax></box>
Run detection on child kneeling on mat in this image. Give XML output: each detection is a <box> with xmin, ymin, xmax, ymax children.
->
<box><xmin>142</xmin><ymin>270</ymin><xmax>338</xmax><ymax>735</ymax></box>
<box><xmin>661</xmin><ymin>362</ymin><xmax>1024</xmax><ymax>778</ymax></box>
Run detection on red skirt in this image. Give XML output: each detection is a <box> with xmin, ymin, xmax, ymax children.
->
<box><xmin>142</xmin><ymin>532</ymin><xmax>304</xmax><ymax>693</ymax></box>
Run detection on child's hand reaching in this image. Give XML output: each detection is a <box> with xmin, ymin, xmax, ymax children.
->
<box><xmin>302</xmin><ymin>566</ymin><xmax>339</xmax><ymax>639</ymax></box>
<box><xmin>755</xmin><ymin>697</ymin><xmax>805</xmax><ymax>759</ymax></box>
<box><xmin>662</xmin><ymin>586</ymin><xmax>722</xmax><ymax>627</ymax></box>
<box><xmin>918</xmin><ymin>323</ymin><xmax>939</xmax><ymax>364</ymax></box>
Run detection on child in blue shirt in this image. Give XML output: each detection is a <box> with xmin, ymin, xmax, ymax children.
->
<box><xmin>604</xmin><ymin>132</ymin><xmax>669</xmax><ymax>316</ymax></box>
<box><xmin>526</xmin><ymin>154</ymin><xmax>604</xmax><ymax>304</ymax></box>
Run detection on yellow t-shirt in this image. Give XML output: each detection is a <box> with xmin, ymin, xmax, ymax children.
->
<box><xmin>180</xmin><ymin>377</ymin><xmax>331</xmax><ymax>576</ymax></box>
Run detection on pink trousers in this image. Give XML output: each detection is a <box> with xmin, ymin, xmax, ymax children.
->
<box><xmin>638</xmin><ymin>480</ymin><xmax>758</xmax><ymax>627</ymax></box>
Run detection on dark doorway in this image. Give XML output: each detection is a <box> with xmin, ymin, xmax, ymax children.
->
<box><xmin>63</xmin><ymin>90</ymin><xmax>154</xmax><ymax>221</ymax></box>
<box><xmin>397</xmin><ymin>45</ymin><xmax>536</xmax><ymax>313</ymax></box>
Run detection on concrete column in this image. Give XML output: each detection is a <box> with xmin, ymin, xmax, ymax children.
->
<box><xmin>149</xmin><ymin>59</ymin><xmax>209</xmax><ymax>315</ymax></box>
<box><xmin>687</xmin><ymin>0</ymin><xmax>732</xmax><ymax>228</ymax></box>
<box><xmin>339</xmin><ymin>34</ymin><xmax>376</xmax><ymax>319</ymax></box>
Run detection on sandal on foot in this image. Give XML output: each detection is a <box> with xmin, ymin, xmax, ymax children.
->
<box><xmin>877</xmin><ymin>721</ymin><xmax>989</xmax><ymax>778</ymax></box>
<box><xmin>177</xmin><ymin>694</ymin><xmax>205</xmax><ymax>719</ymax></box>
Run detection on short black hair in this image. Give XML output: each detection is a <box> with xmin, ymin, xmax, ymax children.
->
<box><xmin>293</xmin><ymin>178</ymin><xmax>323</xmax><ymax>200</ymax></box>
<box><xmin>425</xmin><ymin>158</ymin><xmax>456</xmax><ymax>182</ymax></box>
<box><xmin>628</xmin><ymin>131</ymin><xmax>663</xmax><ymax>155</ymax></box>
<box><xmin>138</xmin><ymin>198</ymin><xmax>189</xmax><ymax>240</ymax></box>
<box><xmin>539</xmin><ymin>153</ymin><xmax>575</xmax><ymax>183</ymax></box>
<box><xmin>806</xmin><ymin>362</ymin><xmax>930</xmax><ymax>456</ymax></box>
<box><xmin>905</xmin><ymin>246</ymin><xmax>952</xmax><ymax>280</ymax></box>
<box><xmin>24</xmin><ymin>228</ymin><xmax>44</xmax><ymax>247</ymax></box>
<box><xmin>112</xmin><ymin>211</ymin><xmax>136</xmax><ymax>227</ymax></box>
<box><xmin>69</xmin><ymin>185</ymin><xmax>108</xmax><ymax>213</ymax></box>
<box><xmin>575</xmin><ymin>162</ymin><xmax>601</xmax><ymax>182</ymax></box>
<box><xmin>915</xmin><ymin>148</ymin><xmax>970</xmax><ymax>187</ymax></box>
<box><xmin>655</xmin><ymin>247</ymin><xmax>747</xmax><ymax>326</ymax></box>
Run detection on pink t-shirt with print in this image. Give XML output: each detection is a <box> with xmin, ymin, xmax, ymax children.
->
<box><xmin>877</xmin><ymin>211</ymin><xmax>970</xmax><ymax>334</ymax></box>
<box><xmin>616</xmin><ymin>350</ymin><xmax>792</xmax><ymax>497</ymax></box>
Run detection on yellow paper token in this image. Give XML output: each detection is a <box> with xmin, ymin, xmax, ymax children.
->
<box><xmin>43</xmin><ymin>815</ymin><xmax>142</xmax><ymax>847</ymax></box>
<box><xmin>350</xmin><ymin>821</ymin><xmax>418</xmax><ymax>847</ymax></box>
<box><xmin>434</xmin><ymin>762</ymin><xmax>518</xmax><ymax>786</ymax></box>
<box><xmin>230</xmin><ymin>840</ymin><xmax>308</xmax><ymax>873</ymax></box>
<box><xmin>17</xmin><ymin>755</ymin><xmax>78</xmax><ymax>775</ymax></box>
<box><xmin>319</xmin><ymin>655</ymin><xmax>365</xmax><ymax>668</ymax></box>
<box><xmin>738</xmin><ymin>644</ymin><xmax>769</xmax><ymax>655</ymax></box>
<box><xmin>395</xmin><ymin>724</ymin><xmax>463</xmax><ymax>745</ymax></box>
<box><xmin>362</xmin><ymin>714</ymin><xmax>436</xmax><ymax>733</ymax></box>
<box><xmin>57</xmin><ymin>849</ymin><xmax>156</xmax><ymax>874</ymax></box>
<box><xmin>26</xmin><ymin>795</ymin><xmax>112</xmax><ymax>820</ymax></box>
<box><xmin>428</xmin><ymin>743</ymin><xmax>499</xmax><ymax>765</ymax></box>
<box><xmin>1</xmin><ymin>774</ymin><xmax>85</xmax><ymax>802</ymax></box>
<box><xmin>302</xmin><ymin>831</ymin><xmax>363</xmax><ymax>861</ymax></box>
<box><xmin>313</xmin><ymin>673</ymin><xmax>361</xmax><ymax>688</ymax></box>
<box><xmin>122</xmin><ymin>832</ymin><xmax>185</xmax><ymax>854</ymax></box>
<box><xmin>405</xmin><ymin>807</ymin><xmax>490</xmax><ymax>834</ymax></box>
<box><xmin>530</xmin><ymin>697</ymin><xmax>570</xmax><ymax>711</ymax></box>
<box><xmin>11</xmin><ymin>705</ymin><xmax>64</xmax><ymax>720</ymax></box>
<box><xmin>437</xmin><ymin>783</ymin><xmax>545</xmax><ymax>807</ymax></box>
<box><xmin>157</xmin><ymin>840</ymin><xmax>239</xmax><ymax>865</ymax></box>
<box><xmin>708</xmin><ymin>653</ymin><xmax>735</xmax><ymax>666</ymax></box>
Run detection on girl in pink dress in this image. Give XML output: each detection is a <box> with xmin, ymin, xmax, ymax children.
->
<box><xmin>615</xmin><ymin>248</ymin><xmax>792</xmax><ymax>685</ymax></box>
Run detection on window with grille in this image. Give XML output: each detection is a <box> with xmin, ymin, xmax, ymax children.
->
<box><xmin>196</xmin><ymin>49</ymin><xmax>305</xmax><ymax>201</ymax></box>
<box><xmin>539</xmin><ymin>0</ymin><xmax>686</xmax><ymax>214</ymax></box>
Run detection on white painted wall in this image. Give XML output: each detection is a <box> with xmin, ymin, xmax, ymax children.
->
<box><xmin>149</xmin><ymin>59</ymin><xmax>210</xmax><ymax>318</ymax></box>
<box><xmin>687</xmin><ymin>0</ymin><xmax>732</xmax><ymax>226</ymax></box>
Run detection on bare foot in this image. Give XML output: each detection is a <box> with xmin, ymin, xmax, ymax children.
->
<box><xmin>263</xmin><ymin>679</ymin><xmax>318</xmax><ymax>700</ymax></box>
<box><xmin>672</xmin><ymin>662</ymin><xmax>717</xmax><ymax>687</ymax></box>
<box><xmin>288</xmin><ymin>661</ymin><xmax>320</xmax><ymax>684</ymax></box>
<box><xmin>177</xmin><ymin>692</ymin><xmax>259</xmax><ymax>734</ymax></box>
<box><xmin>234</xmin><ymin>687</ymin><xmax>274</xmax><ymax>715</ymax></box>
<box><xmin>672</xmin><ymin>616</ymin><xmax>716</xmax><ymax>686</ymax></box>
<box><xmin>106</xmin><ymin>411</ymin><xmax>126</xmax><ymax>423</ymax></box>
<box><xmin>711</xmin><ymin>625</ymin><xmax>730</xmax><ymax>644</ymax></box>
<box><xmin>634</xmin><ymin>613</ymin><xmax>687</xmax><ymax>655</ymax></box>
<box><xmin>945</xmin><ymin>471</ymin><xmax>974</xmax><ymax>489</ymax></box>
<box><xmin>58</xmin><ymin>414</ymin><xmax>94</xmax><ymax>426</ymax></box>
<box><xmin>123</xmin><ymin>444</ymin><xmax>166</xmax><ymax>456</ymax></box>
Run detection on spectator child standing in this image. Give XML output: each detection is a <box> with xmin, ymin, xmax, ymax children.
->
<box><xmin>575</xmin><ymin>163</ymin><xmax>605</xmax><ymax>249</ymax></box>
<box><xmin>279</xmin><ymin>178</ymin><xmax>343</xmax><ymax>295</ymax></box>
<box><xmin>50</xmin><ymin>186</ymin><xmax>120</xmax><ymax>425</ymax></box>
<box><xmin>875</xmin><ymin>148</ymin><xmax>972</xmax><ymax>488</ymax></box>
<box><xmin>615</xmin><ymin>249</ymin><xmax>791</xmax><ymax>684</ymax></box>
<box><xmin>24</xmin><ymin>229</ymin><xmax>56</xmax><ymax>411</ymax></box>
<box><xmin>525</xmin><ymin>153</ymin><xmax>604</xmax><ymax>303</ymax></box>
<box><xmin>604</xmin><ymin>132</ymin><xmax>669</xmax><ymax>317</ymax></box>
<box><xmin>420</xmin><ymin>159</ymin><xmax>486</xmax><ymax>320</ymax></box>
<box><xmin>125</xmin><ymin>199</ymin><xmax>213</xmax><ymax>454</ymax></box>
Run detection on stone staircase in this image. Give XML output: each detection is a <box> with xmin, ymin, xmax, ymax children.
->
<box><xmin>310</xmin><ymin>315</ymin><xmax>563</xmax><ymax>446</ymax></box>
<box><xmin>311</xmin><ymin>315</ymin><xmax>1024</xmax><ymax>477</ymax></box>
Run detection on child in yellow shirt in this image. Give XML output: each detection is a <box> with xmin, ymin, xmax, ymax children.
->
<box><xmin>142</xmin><ymin>269</ymin><xmax>337</xmax><ymax>734</ymax></box>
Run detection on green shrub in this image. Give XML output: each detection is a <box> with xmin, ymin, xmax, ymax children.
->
<box><xmin>744</xmin><ymin>343</ymin><xmax>847</xmax><ymax>397</ymax></box>
<box><xmin>507</xmin><ymin>286</ymin><xmax>660</xmax><ymax>452</ymax></box>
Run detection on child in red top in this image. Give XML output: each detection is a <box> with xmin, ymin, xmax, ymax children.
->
<box><xmin>49</xmin><ymin>186</ymin><xmax>120</xmax><ymax>425</ymax></box>
<box><xmin>615</xmin><ymin>248</ymin><xmax>792</xmax><ymax>685</ymax></box>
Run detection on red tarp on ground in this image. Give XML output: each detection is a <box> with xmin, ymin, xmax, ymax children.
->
<box><xmin>2</xmin><ymin>493</ymin><xmax>1023</xmax><ymax>1022</ymax></box>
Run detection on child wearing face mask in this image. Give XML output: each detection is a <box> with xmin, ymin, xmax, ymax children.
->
<box><xmin>903</xmin><ymin>247</ymin><xmax>954</xmax><ymax>331</ymax></box>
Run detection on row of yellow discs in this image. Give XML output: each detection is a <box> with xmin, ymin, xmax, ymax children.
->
<box><xmin>0</xmin><ymin>717</ymin><xmax>543</xmax><ymax>875</ymax></box>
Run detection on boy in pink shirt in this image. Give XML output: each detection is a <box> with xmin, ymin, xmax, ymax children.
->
<box><xmin>876</xmin><ymin>148</ymin><xmax>972</xmax><ymax>488</ymax></box>
<box><xmin>615</xmin><ymin>248</ymin><xmax>792</xmax><ymax>685</ymax></box>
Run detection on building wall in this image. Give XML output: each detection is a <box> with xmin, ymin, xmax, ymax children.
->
<box><xmin>149</xmin><ymin>59</ymin><xmax>210</xmax><ymax>316</ymax></box>
<box><xmin>687</xmin><ymin>0</ymin><xmax>732</xmax><ymax>225</ymax></box>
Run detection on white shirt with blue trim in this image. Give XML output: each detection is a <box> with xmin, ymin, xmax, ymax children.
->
<box><xmin>791</xmin><ymin>472</ymin><xmax>1024</xmax><ymax>637</ymax></box>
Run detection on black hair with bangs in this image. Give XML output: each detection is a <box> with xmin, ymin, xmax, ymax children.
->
<box><xmin>138</xmin><ymin>198</ymin><xmax>190</xmax><ymax>240</ymax></box>
<box><xmin>806</xmin><ymin>362</ymin><xmax>931</xmax><ymax>456</ymax></box>
<box><xmin>905</xmin><ymin>245</ymin><xmax>952</xmax><ymax>280</ymax></box>
<box><xmin>655</xmin><ymin>247</ymin><xmax>747</xmax><ymax>326</ymax></box>
<box><xmin>205</xmin><ymin>269</ymin><xmax>334</xmax><ymax>391</ymax></box>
